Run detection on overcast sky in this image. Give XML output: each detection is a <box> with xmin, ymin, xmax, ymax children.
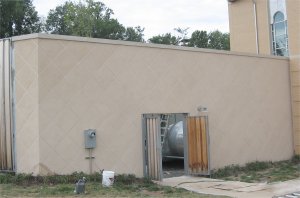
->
<box><xmin>33</xmin><ymin>0</ymin><xmax>230</xmax><ymax>39</ymax></box>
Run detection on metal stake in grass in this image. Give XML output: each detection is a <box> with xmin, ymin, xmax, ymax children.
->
<box><xmin>74</xmin><ymin>177</ymin><xmax>86</xmax><ymax>194</ymax></box>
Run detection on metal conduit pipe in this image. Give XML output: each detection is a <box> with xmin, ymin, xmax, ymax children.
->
<box><xmin>253</xmin><ymin>0</ymin><xmax>259</xmax><ymax>54</ymax></box>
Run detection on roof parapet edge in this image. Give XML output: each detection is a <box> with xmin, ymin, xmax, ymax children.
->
<box><xmin>11</xmin><ymin>33</ymin><xmax>288</xmax><ymax>60</ymax></box>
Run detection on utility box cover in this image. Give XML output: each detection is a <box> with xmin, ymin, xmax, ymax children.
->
<box><xmin>84</xmin><ymin>129</ymin><xmax>96</xmax><ymax>149</ymax></box>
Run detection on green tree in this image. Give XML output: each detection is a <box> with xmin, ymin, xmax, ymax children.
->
<box><xmin>188</xmin><ymin>30</ymin><xmax>209</xmax><ymax>48</ymax></box>
<box><xmin>148</xmin><ymin>33</ymin><xmax>180</xmax><ymax>45</ymax></box>
<box><xmin>45</xmin><ymin>0</ymin><xmax>144</xmax><ymax>41</ymax></box>
<box><xmin>148</xmin><ymin>29</ymin><xmax>230</xmax><ymax>50</ymax></box>
<box><xmin>188</xmin><ymin>30</ymin><xmax>230</xmax><ymax>50</ymax></box>
<box><xmin>45</xmin><ymin>1</ymin><xmax>76</xmax><ymax>35</ymax></box>
<box><xmin>208</xmin><ymin>30</ymin><xmax>230</xmax><ymax>50</ymax></box>
<box><xmin>124</xmin><ymin>26</ymin><xmax>144</xmax><ymax>42</ymax></box>
<box><xmin>0</xmin><ymin>0</ymin><xmax>41</xmax><ymax>38</ymax></box>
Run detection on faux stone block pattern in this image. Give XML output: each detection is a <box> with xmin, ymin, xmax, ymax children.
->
<box><xmin>14</xmin><ymin>39</ymin><xmax>39</xmax><ymax>174</ymax></box>
<box><xmin>13</xmin><ymin>34</ymin><xmax>294</xmax><ymax>176</ymax></box>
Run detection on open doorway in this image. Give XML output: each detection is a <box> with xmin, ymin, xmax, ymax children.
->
<box><xmin>142</xmin><ymin>113</ymin><xmax>210</xmax><ymax>181</ymax></box>
<box><xmin>142</xmin><ymin>113</ymin><xmax>188</xmax><ymax>180</ymax></box>
<box><xmin>161</xmin><ymin>114</ymin><xmax>186</xmax><ymax>178</ymax></box>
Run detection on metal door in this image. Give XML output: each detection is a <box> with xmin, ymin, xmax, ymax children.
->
<box><xmin>0</xmin><ymin>39</ymin><xmax>15</xmax><ymax>171</ymax></box>
<box><xmin>186</xmin><ymin>116</ymin><xmax>210</xmax><ymax>175</ymax></box>
<box><xmin>142</xmin><ymin>114</ymin><xmax>163</xmax><ymax>180</ymax></box>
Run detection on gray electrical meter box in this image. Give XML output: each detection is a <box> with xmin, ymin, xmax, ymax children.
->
<box><xmin>84</xmin><ymin>129</ymin><xmax>96</xmax><ymax>149</ymax></box>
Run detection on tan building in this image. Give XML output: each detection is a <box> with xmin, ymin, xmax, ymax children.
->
<box><xmin>0</xmin><ymin>34</ymin><xmax>294</xmax><ymax>179</ymax></box>
<box><xmin>228</xmin><ymin>0</ymin><xmax>300</xmax><ymax>154</ymax></box>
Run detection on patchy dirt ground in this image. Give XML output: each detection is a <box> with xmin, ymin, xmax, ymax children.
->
<box><xmin>163</xmin><ymin>159</ymin><xmax>185</xmax><ymax>178</ymax></box>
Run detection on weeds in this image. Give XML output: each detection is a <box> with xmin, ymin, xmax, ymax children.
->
<box><xmin>0</xmin><ymin>173</ymin><xmax>220</xmax><ymax>197</ymax></box>
<box><xmin>292</xmin><ymin>155</ymin><xmax>300</xmax><ymax>163</ymax></box>
<box><xmin>0</xmin><ymin>172</ymin><xmax>99</xmax><ymax>186</ymax></box>
<box><xmin>0</xmin><ymin>156</ymin><xmax>299</xmax><ymax>196</ymax></box>
<box><xmin>114</xmin><ymin>174</ymin><xmax>136</xmax><ymax>185</ymax></box>
<box><xmin>211</xmin><ymin>155</ymin><xmax>300</xmax><ymax>183</ymax></box>
<box><xmin>210</xmin><ymin>164</ymin><xmax>242</xmax><ymax>178</ymax></box>
<box><xmin>244</xmin><ymin>161</ymin><xmax>270</xmax><ymax>171</ymax></box>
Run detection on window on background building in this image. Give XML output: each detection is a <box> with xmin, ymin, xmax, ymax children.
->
<box><xmin>269</xmin><ymin>0</ymin><xmax>289</xmax><ymax>57</ymax></box>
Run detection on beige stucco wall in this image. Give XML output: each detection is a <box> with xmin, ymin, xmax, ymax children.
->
<box><xmin>14</xmin><ymin>39</ymin><xmax>40</xmax><ymax>174</ymax></box>
<box><xmin>13</xmin><ymin>34</ymin><xmax>293</xmax><ymax>176</ymax></box>
<box><xmin>228</xmin><ymin>0</ymin><xmax>271</xmax><ymax>55</ymax></box>
<box><xmin>286</xmin><ymin>0</ymin><xmax>300</xmax><ymax>154</ymax></box>
<box><xmin>228</xmin><ymin>0</ymin><xmax>300</xmax><ymax>155</ymax></box>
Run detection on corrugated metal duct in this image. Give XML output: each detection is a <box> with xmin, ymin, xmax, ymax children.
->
<box><xmin>0</xmin><ymin>39</ymin><xmax>14</xmax><ymax>171</ymax></box>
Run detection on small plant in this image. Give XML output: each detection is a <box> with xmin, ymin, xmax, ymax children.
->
<box><xmin>244</xmin><ymin>161</ymin><xmax>270</xmax><ymax>171</ymax></box>
<box><xmin>0</xmin><ymin>172</ymin><xmax>215</xmax><ymax>197</ymax></box>
<box><xmin>115</xmin><ymin>174</ymin><xmax>137</xmax><ymax>185</ymax></box>
<box><xmin>0</xmin><ymin>172</ymin><xmax>102</xmax><ymax>185</ymax></box>
<box><xmin>292</xmin><ymin>155</ymin><xmax>300</xmax><ymax>163</ymax></box>
<box><xmin>211</xmin><ymin>156</ymin><xmax>300</xmax><ymax>183</ymax></box>
<box><xmin>0</xmin><ymin>173</ymin><xmax>14</xmax><ymax>184</ymax></box>
<box><xmin>211</xmin><ymin>164</ymin><xmax>241</xmax><ymax>178</ymax></box>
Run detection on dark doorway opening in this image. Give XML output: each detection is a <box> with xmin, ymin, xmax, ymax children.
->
<box><xmin>163</xmin><ymin>159</ymin><xmax>184</xmax><ymax>178</ymax></box>
<box><xmin>142</xmin><ymin>113</ymin><xmax>210</xmax><ymax>180</ymax></box>
<box><xmin>161</xmin><ymin>113</ymin><xmax>186</xmax><ymax>178</ymax></box>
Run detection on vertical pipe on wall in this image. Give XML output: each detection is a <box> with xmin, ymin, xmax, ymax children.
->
<box><xmin>267</xmin><ymin>0</ymin><xmax>273</xmax><ymax>55</ymax></box>
<box><xmin>0</xmin><ymin>40</ymin><xmax>4</xmax><ymax>169</ymax></box>
<box><xmin>10</xmin><ymin>40</ymin><xmax>16</xmax><ymax>172</ymax></box>
<box><xmin>253</xmin><ymin>0</ymin><xmax>260</xmax><ymax>54</ymax></box>
<box><xmin>88</xmin><ymin>149</ymin><xmax>92</xmax><ymax>174</ymax></box>
<box><xmin>4</xmin><ymin>40</ymin><xmax>9</xmax><ymax>169</ymax></box>
<box><xmin>0</xmin><ymin>38</ymin><xmax>14</xmax><ymax>171</ymax></box>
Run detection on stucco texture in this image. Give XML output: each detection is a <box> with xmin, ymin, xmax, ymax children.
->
<box><xmin>228</xmin><ymin>0</ymin><xmax>271</xmax><ymax>55</ymax></box>
<box><xmin>13</xmin><ymin>34</ymin><xmax>293</xmax><ymax>176</ymax></box>
<box><xmin>228</xmin><ymin>0</ymin><xmax>300</xmax><ymax>155</ymax></box>
<box><xmin>286</xmin><ymin>0</ymin><xmax>300</xmax><ymax>154</ymax></box>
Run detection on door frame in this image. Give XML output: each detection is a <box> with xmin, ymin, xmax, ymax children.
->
<box><xmin>142</xmin><ymin>114</ymin><xmax>163</xmax><ymax>180</ymax></box>
<box><xmin>142</xmin><ymin>113</ymin><xmax>210</xmax><ymax>180</ymax></box>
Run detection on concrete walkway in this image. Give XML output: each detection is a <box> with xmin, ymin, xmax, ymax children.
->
<box><xmin>157</xmin><ymin>176</ymin><xmax>300</xmax><ymax>198</ymax></box>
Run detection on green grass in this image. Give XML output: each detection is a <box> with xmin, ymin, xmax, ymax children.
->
<box><xmin>0</xmin><ymin>183</ymin><xmax>220</xmax><ymax>197</ymax></box>
<box><xmin>0</xmin><ymin>171</ymin><xmax>101</xmax><ymax>185</ymax></box>
<box><xmin>211</xmin><ymin>155</ymin><xmax>300</xmax><ymax>183</ymax></box>
<box><xmin>0</xmin><ymin>173</ymin><xmax>222</xmax><ymax>197</ymax></box>
<box><xmin>1</xmin><ymin>156</ymin><xmax>298</xmax><ymax>196</ymax></box>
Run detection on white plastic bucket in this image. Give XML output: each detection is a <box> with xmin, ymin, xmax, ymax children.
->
<box><xmin>102</xmin><ymin>171</ymin><xmax>115</xmax><ymax>187</ymax></box>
